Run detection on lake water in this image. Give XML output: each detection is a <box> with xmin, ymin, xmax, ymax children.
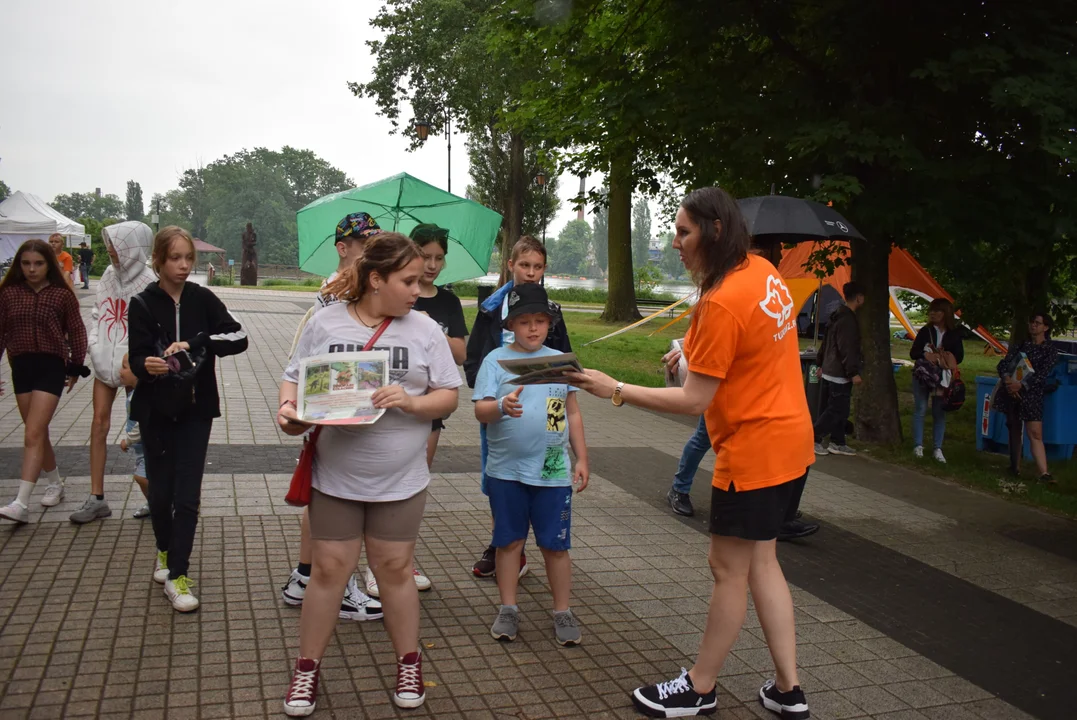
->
<box><xmin>474</xmin><ymin>274</ymin><xmax>698</xmax><ymax>299</ymax></box>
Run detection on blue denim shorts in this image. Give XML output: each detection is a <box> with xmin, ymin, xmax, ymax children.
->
<box><xmin>487</xmin><ymin>475</ymin><xmax>572</xmax><ymax>552</ymax></box>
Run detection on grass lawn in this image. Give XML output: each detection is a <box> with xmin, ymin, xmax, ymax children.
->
<box><xmin>464</xmin><ymin>308</ymin><xmax>1077</xmax><ymax>517</ymax></box>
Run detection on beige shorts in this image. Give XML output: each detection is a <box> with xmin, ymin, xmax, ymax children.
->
<box><xmin>308</xmin><ymin>488</ymin><xmax>427</xmax><ymax>542</ymax></box>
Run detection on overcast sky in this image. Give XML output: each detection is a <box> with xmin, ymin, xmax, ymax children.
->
<box><xmin>0</xmin><ymin>0</ymin><xmax>608</xmax><ymax>238</ymax></box>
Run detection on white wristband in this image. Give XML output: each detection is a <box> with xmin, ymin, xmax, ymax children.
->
<box><xmin>497</xmin><ymin>396</ymin><xmax>506</xmax><ymax>416</ymax></box>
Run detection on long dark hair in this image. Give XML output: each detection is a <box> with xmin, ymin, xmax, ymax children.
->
<box><xmin>680</xmin><ymin>187</ymin><xmax>751</xmax><ymax>297</ymax></box>
<box><xmin>0</xmin><ymin>238</ymin><xmax>72</xmax><ymax>295</ymax></box>
<box><xmin>324</xmin><ymin>232</ymin><xmax>421</xmax><ymax>303</ymax></box>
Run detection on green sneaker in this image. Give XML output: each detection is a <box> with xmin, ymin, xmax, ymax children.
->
<box><xmin>165</xmin><ymin>575</ymin><xmax>199</xmax><ymax>612</ymax></box>
<box><xmin>153</xmin><ymin>551</ymin><xmax>169</xmax><ymax>584</ymax></box>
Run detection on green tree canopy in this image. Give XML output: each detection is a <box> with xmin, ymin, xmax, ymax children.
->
<box><xmin>0</xmin><ymin>180</ymin><xmax>9</xmax><ymax>203</ymax></box>
<box><xmin>548</xmin><ymin>219</ymin><xmax>592</xmax><ymax>276</ymax></box>
<box><xmin>52</xmin><ymin>191</ymin><xmax>124</xmax><ymax>222</ymax></box>
<box><xmin>658</xmin><ymin>233</ymin><xmax>684</xmax><ymax>279</ymax></box>
<box><xmin>125</xmin><ymin>181</ymin><xmax>144</xmax><ymax>221</ymax></box>
<box><xmin>631</xmin><ymin>197</ymin><xmax>652</xmax><ymax>268</ymax></box>
<box><xmin>150</xmin><ymin>148</ymin><xmax>352</xmax><ymax>265</ymax></box>
<box><xmin>465</xmin><ymin>125</ymin><xmax>561</xmax><ymax>264</ymax></box>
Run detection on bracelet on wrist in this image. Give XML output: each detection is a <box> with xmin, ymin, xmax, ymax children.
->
<box><xmin>497</xmin><ymin>396</ymin><xmax>506</xmax><ymax>416</ymax></box>
<box><xmin>280</xmin><ymin>399</ymin><xmax>296</xmax><ymax>410</ymax></box>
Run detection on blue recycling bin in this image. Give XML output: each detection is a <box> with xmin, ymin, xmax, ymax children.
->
<box><xmin>975</xmin><ymin>354</ymin><xmax>1077</xmax><ymax>461</ymax></box>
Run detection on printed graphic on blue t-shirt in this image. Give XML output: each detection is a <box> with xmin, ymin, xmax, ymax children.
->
<box><xmin>473</xmin><ymin>345</ymin><xmax>575</xmax><ymax>486</ymax></box>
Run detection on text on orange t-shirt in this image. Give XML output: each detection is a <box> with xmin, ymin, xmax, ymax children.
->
<box><xmin>683</xmin><ymin>254</ymin><xmax>813</xmax><ymax>491</ymax></box>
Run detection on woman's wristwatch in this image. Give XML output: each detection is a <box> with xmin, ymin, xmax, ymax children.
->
<box><xmin>612</xmin><ymin>382</ymin><xmax>626</xmax><ymax>407</ymax></box>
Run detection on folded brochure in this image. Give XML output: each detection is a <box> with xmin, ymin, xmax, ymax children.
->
<box><xmin>497</xmin><ymin>352</ymin><xmax>583</xmax><ymax>385</ymax></box>
<box><xmin>297</xmin><ymin>350</ymin><xmax>389</xmax><ymax>425</ymax></box>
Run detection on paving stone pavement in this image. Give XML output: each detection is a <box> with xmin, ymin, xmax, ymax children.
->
<box><xmin>0</xmin><ymin>283</ymin><xmax>1071</xmax><ymax>719</ymax></box>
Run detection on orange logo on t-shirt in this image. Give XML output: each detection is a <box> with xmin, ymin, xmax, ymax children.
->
<box><xmin>758</xmin><ymin>275</ymin><xmax>794</xmax><ymax>327</ymax></box>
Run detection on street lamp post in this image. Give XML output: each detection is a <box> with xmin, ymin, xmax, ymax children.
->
<box><xmin>535</xmin><ymin>170</ymin><xmax>548</xmax><ymax>286</ymax></box>
<box><xmin>415</xmin><ymin>113</ymin><xmax>451</xmax><ymax>193</ymax></box>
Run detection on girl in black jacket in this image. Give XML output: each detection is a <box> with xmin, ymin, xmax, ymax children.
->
<box><xmin>128</xmin><ymin>227</ymin><xmax>248</xmax><ymax>612</ymax></box>
<box><xmin>909</xmin><ymin>298</ymin><xmax>964</xmax><ymax>463</ymax></box>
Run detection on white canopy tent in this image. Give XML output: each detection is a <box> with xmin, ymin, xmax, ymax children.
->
<box><xmin>0</xmin><ymin>191</ymin><xmax>89</xmax><ymax>262</ymax></box>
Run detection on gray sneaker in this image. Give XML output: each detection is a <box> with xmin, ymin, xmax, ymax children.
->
<box><xmin>491</xmin><ymin>606</ymin><xmax>519</xmax><ymax>642</ymax></box>
<box><xmin>813</xmin><ymin>442</ymin><xmax>830</xmax><ymax>455</ymax></box>
<box><xmin>133</xmin><ymin>503</ymin><xmax>151</xmax><ymax>519</ymax></box>
<box><xmin>827</xmin><ymin>443</ymin><xmax>856</xmax><ymax>456</ymax></box>
<box><xmin>69</xmin><ymin>496</ymin><xmax>112</xmax><ymax>524</ymax></box>
<box><xmin>554</xmin><ymin>610</ymin><xmax>581</xmax><ymax>646</ymax></box>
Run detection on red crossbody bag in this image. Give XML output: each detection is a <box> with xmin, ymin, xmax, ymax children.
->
<box><xmin>284</xmin><ymin>317</ymin><xmax>393</xmax><ymax>507</ymax></box>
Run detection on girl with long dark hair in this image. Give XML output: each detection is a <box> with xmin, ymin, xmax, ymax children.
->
<box><xmin>0</xmin><ymin>239</ymin><xmax>89</xmax><ymax>524</ymax></box>
<box><xmin>128</xmin><ymin>226</ymin><xmax>248</xmax><ymax>612</ymax></box>
<box><xmin>569</xmin><ymin>187</ymin><xmax>813</xmax><ymax>719</ymax></box>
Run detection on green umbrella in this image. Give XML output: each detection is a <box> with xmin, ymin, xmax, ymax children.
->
<box><xmin>297</xmin><ymin>173</ymin><xmax>503</xmax><ymax>285</ymax></box>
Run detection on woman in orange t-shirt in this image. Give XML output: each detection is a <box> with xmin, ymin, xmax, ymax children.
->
<box><xmin>569</xmin><ymin>187</ymin><xmax>813</xmax><ymax>720</ymax></box>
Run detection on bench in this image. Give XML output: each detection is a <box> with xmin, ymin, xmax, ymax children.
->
<box><xmin>636</xmin><ymin>296</ymin><xmax>675</xmax><ymax>317</ymax></box>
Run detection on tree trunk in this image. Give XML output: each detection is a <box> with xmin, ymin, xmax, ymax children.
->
<box><xmin>1008</xmin><ymin>263</ymin><xmax>1048</xmax><ymax>346</ymax></box>
<box><xmin>851</xmin><ymin>237</ymin><xmax>902</xmax><ymax>444</ymax></box>
<box><xmin>602</xmin><ymin>153</ymin><xmax>640</xmax><ymax>322</ymax></box>
<box><xmin>499</xmin><ymin>132</ymin><xmax>526</xmax><ymax>287</ymax></box>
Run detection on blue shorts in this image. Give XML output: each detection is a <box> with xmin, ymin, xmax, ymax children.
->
<box><xmin>487</xmin><ymin>475</ymin><xmax>572</xmax><ymax>552</ymax></box>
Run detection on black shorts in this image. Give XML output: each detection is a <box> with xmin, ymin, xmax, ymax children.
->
<box><xmin>709</xmin><ymin>473</ymin><xmax>805</xmax><ymax>541</ymax></box>
<box><xmin>432</xmin><ymin>418</ymin><xmax>445</xmax><ymax>432</ymax></box>
<box><xmin>10</xmin><ymin>353</ymin><xmax>67</xmax><ymax>397</ymax></box>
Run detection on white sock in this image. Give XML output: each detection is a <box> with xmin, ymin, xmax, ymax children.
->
<box><xmin>42</xmin><ymin>467</ymin><xmax>61</xmax><ymax>484</ymax></box>
<box><xmin>15</xmin><ymin>481</ymin><xmax>35</xmax><ymax>508</ymax></box>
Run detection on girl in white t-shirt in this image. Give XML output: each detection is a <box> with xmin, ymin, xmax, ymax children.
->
<box><xmin>277</xmin><ymin>233</ymin><xmax>461</xmax><ymax>716</ymax></box>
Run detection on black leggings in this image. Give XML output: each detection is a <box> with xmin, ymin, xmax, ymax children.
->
<box><xmin>1005</xmin><ymin>407</ymin><xmax>1023</xmax><ymax>473</ymax></box>
<box><xmin>142</xmin><ymin>415</ymin><xmax>213</xmax><ymax>579</ymax></box>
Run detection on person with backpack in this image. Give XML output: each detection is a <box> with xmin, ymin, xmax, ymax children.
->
<box><xmin>128</xmin><ymin>226</ymin><xmax>248</xmax><ymax>612</ymax></box>
<box><xmin>909</xmin><ymin>298</ymin><xmax>963</xmax><ymax>463</ymax></box>
<box><xmin>812</xmin><ymin>282</ymin><xmax>865</xmax><ymax>456</ymax></box>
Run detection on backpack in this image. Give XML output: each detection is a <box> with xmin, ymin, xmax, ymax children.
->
<box><xmin>942</xmin><ymin>369</ymin><xmax>966</xmax><ymax>412</ymax></box>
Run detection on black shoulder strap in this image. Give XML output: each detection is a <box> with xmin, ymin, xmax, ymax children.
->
<box><xmin>132</xmin><ymin>293</ymin><xmax>165</xmax><ymax>333</ymax></box>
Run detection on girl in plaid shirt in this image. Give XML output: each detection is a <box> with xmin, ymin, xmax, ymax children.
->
<box><xmin>0</xmin><ymin>239</ymin><xmax>89</xmax><ymax>524</ymax></box>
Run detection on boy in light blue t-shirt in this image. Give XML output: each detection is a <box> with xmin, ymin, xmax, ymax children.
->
<box><xmin>473</xmin><ymin>283</ymin><xmax>590</xmax><ymax>646</ymax></box>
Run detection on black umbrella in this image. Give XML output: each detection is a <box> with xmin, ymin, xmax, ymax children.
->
<box><xmin>738</xmin><ymin>195</ymin><xmax>864</xmax><ymax>243</ymax></box>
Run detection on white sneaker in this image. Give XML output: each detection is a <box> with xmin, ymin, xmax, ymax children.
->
<box><xmin>339</xmin><ymin>575</ymin><xmax>382</xmax><ymax>621</ymax></box>
<box><xmin>0</xmin><ymin>501</ymin><xmax>29</xmax><ymax>524</ymax></box>
<box><xmin>913</xmin><ymin>445</ymin><xmax>924</xmax><ymax>458</ymax></box>
<box><xmin>153</xmin><ymin>551</ymin><xmax>169</xmax><ymax>584</ymax></box>
<box><xmin>164</xmin><ymin>576</ymin><xmax>199</xmax><ymax>612</ymax></box>
<box><xmin>933</xmin><ymin>448</ymin><xmax>947</xmax><ymax>464</ymax></box>
<box><xmin>364</xmin><ymin>566</ymin><xmax>379</xmax><ymax>598</ymax></box>
<box><xmin>41</xmin><ymin>483</ymin><xmax>65</xmax><ymax>507</ymax></box>
<box><xmin>413</xmin><ymin>567</ymin><xmax>432</xmax><ymax>592</ymax></box>
<box><xmin>282</xmin><ymin>569</ymin><xmax>309</xmax><ymax>606</ymax></box>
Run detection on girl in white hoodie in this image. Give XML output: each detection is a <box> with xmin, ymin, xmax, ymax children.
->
<box><xmin>71</xmin><ymin>221</ymin><xmax>157</xmax><ymax>524</ymax></box>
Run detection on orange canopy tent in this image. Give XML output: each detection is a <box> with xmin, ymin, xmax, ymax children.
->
<box><xmin>776</xmin><ymin>242</ymin><xmax>1006</xmax><ymax>352</ymax></box>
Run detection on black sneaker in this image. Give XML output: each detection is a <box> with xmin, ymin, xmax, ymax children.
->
<box><xmin>667</xmin><ymin>487</ymin><xmax>695</xmax><ymax>517</ymax></box>
<box><xmin>759</xmin><ymin>679</ymin><xmax>810</xmax><ymax>719</ymax></box>
<box><xmin>472</xmin><ymin>545</ymin><xmax>497</xmax><ymax>578</ymax></box>
<box><xmin>777</xmin><ymin>520</ymin><xmax>820</xmax><ymax>542</ymax></box>
<box><xmin>1039</xmin><ymin>473</ymin><xmax>1057</xmax><ymax>485</ymax></box>
<box><xmin>632</xmin><ymin>668</ymin><xmax>716</xmax><ymax>717</ymax></box>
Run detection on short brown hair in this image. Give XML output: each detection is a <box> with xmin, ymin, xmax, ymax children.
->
<box><xmin>151</xmin><ymin>226</ymin><xmax>196</xmax><ymax>274</ymax></box>
<box><xmin>510</xmin><ymin>235</ymin><xmax>547</xmax><ymax>262</ymax></box>
<box><xmin>324</xmin><ymin>232</ymin><xmax>421</xmax><ymax>304</ymax></box>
